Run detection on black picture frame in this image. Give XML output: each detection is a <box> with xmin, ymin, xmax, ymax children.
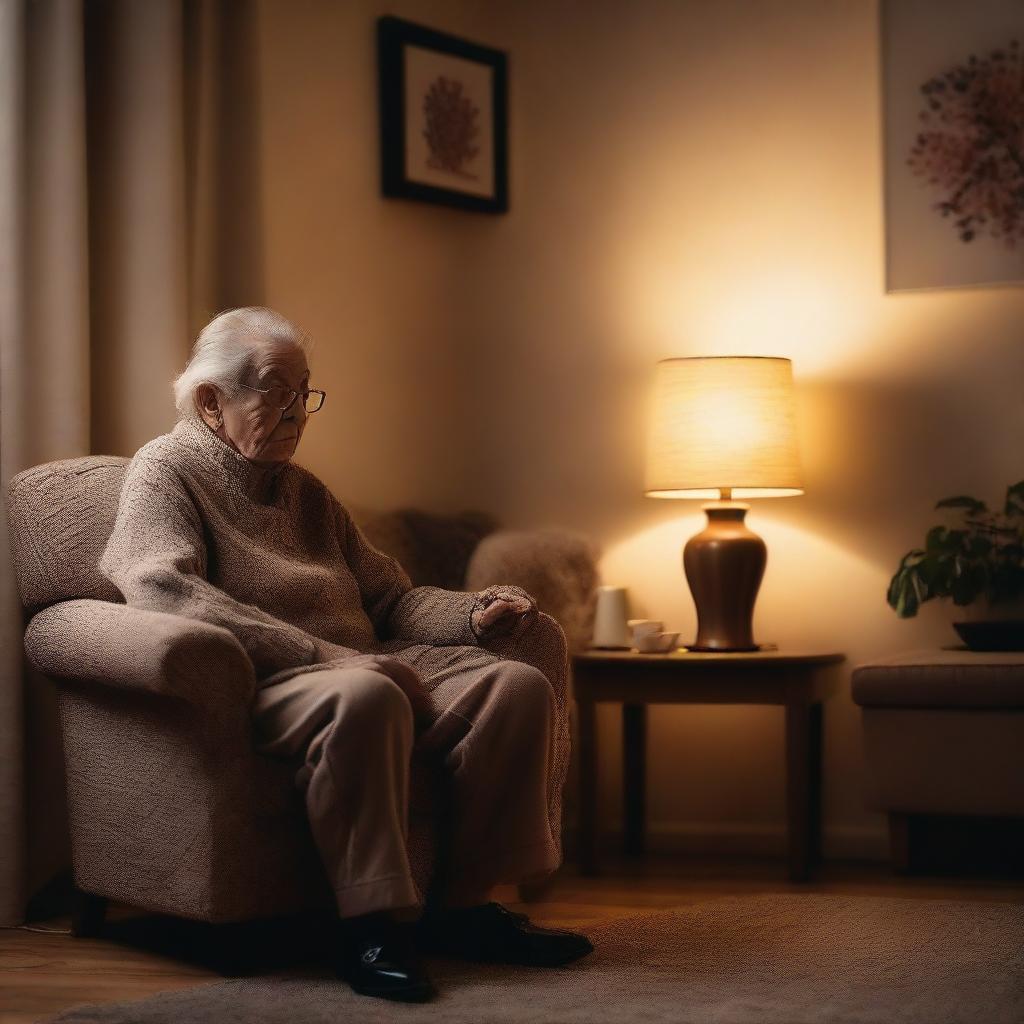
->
<box><xmin>377</xmin><ymin>15</ymin><xmax>508</xmax><ymax>214</ymax></box>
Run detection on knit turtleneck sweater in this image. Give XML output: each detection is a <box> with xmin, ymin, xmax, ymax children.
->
<box><xmin>98</xmin><ymin>417</ymin><xmax>526</xmax><ymax>685</ymax></box>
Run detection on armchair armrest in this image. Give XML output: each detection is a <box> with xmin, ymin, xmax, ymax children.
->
<box><xmin>477</xmin><ymin>610</ymin><xmax>573</xmax><ymax>860</ymax></box>
<box><xmin>24</xmin><ymin>599</ymin><xmax>256</xmax><ymax>717</ymax></box>
<box><xmin>464</xmin><ymin>527</ymin><xmax>600</xmax><ymax>654</ymax></box>
<box><xmin>478</xmin><ymin>610</ymin><xmax>569</xmax><ymax>681</ymax></box>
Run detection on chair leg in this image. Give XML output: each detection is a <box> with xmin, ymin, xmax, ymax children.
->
<box><xmin>70</xmin><ymin>887</ymin><xmax>108</xmax><ymax>938</ymax></box>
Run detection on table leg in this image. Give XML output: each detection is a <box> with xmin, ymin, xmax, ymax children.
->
<box><xmin>622</xmin><ymin>703</ymin><xmax>646</xmax><ymax>856</ymax></box>
<box><xmin>807</xmin><ymin>701</ymin><xmax>823</xmax><ymax>868</ymax></box>
<box><xmin>577</xmin><ymin>696</ymin><xmax>599</xmax><ymax>875</ymax></box>
<box><xmin>785</xmin><ymin>699</ymin><xmax>823</xmax><ymax>881</ymax></box>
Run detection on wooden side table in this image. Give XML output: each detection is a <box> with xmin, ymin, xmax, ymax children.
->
<box><xmin>571</xmin><ymin>648</ymin><xmax>845</xmax><ymax>881</ymax></box>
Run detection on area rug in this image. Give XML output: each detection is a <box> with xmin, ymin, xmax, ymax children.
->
<box><xmin>42</xmin><ymin>893</ymin><xmax>1024</xmax><ymax>1024</ymax></box>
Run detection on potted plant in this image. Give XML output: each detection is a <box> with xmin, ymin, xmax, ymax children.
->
<box><xmin>887</xmin><ymin>480</ymin><xmax>1024</xmax><ymax>650</ymax></box>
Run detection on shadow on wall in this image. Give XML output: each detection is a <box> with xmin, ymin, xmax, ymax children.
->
<box><xmin>793</xmin><ymin>376</ymin><xmax>1024</xmax><ymax>574</ymax></box>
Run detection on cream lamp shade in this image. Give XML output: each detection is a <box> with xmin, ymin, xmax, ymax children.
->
<box><xmin>644</xmin><ymin>356</ymin><xmax>803</xmax><ymax>499</ymax></box>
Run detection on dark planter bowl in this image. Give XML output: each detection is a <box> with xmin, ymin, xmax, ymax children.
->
<box><xmin>953</xmin><ymin>620</ymin><xmax>1024</xmax><ymax>652</ymax></box>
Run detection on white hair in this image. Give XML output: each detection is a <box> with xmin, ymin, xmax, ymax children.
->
<box><xmin>172</xmin><ymin>306</ymin><xmax>314</xmax><ymax>421</ymax></box>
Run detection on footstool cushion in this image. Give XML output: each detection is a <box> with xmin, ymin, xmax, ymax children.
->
<box><xmin>852</xmin><ymin>650</ymin><xmax>1024</xmax><ymax>817</ymax></box>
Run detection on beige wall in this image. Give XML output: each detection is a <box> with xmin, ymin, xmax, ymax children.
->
<box><xmin>257</xmin><ymin>0</ymin><xmax>484</xmax><ymax>512</ymax></box>
<box><xmin>256</xmin><ymin>0</ymin><xmax>1024</xmax><ymax>860</ymax></box>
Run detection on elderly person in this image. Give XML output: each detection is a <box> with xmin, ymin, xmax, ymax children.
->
<box><xmin>97</xmin><ymin>306</ymin><xmax>591</xmax><ymax>1002</ymax></box>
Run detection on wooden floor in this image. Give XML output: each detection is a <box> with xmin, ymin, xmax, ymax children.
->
<box><xmin>3</xmin><ymin>853</ymin><xmax>1023</xmax><ymax>1024</ymax></box>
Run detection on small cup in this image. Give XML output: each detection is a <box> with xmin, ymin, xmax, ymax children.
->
<box><xmin>629</xmin><ymin>619</ymin><xmax>663</xmax><ymax>648</ymax></box>
<box><xmin>636</xmin><ymin>630</ymin><xmax>680</xmax><ymax>654</ymax></box>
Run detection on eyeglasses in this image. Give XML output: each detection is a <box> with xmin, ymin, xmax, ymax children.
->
<box><xmin>239</xmin><ymin>383</ymin><xmax>326</xmax><ymax>414</ymax></box>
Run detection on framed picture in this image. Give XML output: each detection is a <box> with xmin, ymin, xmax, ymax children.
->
<box><xmin>377</xmin><ymin>15</ymin><xmax>508</xmax><ymax>214</ymax></box>
<box><xmin>883</xmin><ymin>0</ymin><xmax>1024</xmax><ymax>291</ymax></box>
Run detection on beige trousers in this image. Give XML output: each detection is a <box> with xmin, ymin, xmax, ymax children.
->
<box><xmin>250</xmin><ymin>649</ymin><xmax>561</xmax><ymax>919</ymax></box>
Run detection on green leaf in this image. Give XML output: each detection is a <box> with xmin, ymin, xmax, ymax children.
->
<box><xmin>967</xmin><ymin>534</ymin><xmax>992</xmax><ymax>558</ymax></box>
<box><xmin>896</xmin><ymin>549</ymin><xmax>926</xmax><ymax>571</ymax></box>
<box><xmin>888</xmin><ymin>567</ymin><xmax>911</xmax><ymax>606</ymax></box>
<box><xmin>936</xmin><ymin>495</ymin><xmax>987</xmax><ymax>513</ymax></box>
<box><xmin>924</xmin><ymin>525</ymin><xmax>968</xmax><ymax>555</ymax></box>
<box><xmin>892</xmin><ymin>576</ymin><xmax>919</xmax><ymax>617</ymax></box>
<box><xmin>886</xmin><ymin>570</ymin><xmax>902</xmax><ymax>609</ymax></box>
<box><xmin>892</xmin><ymin>481</ymin><xmax>1024</xmax><ymax>613</ymax></box>
<box><xmin>888</xmin><ymin>562</ymin><xmax>922</xmax><ymax>615</ymax></box>
<box><xmin>951</xmin><ymin>563</ymin><xmax>986</xmax><ymax>605</ymax></box>
<box><xmin>944</xmin><ymin>529</ymin><xmax>968</xmax><ymax>550</ymax></box>
<box><xmin>1005</xmin><ymin>481</ymin><xmax>1024</xmax><ymax>515</ymax></box>
<box><xmin>916</xmin><ymin>555</ymin><xmax>949</xmax><ymax>592</ymax></box>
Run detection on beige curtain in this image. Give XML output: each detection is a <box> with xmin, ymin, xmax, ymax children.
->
<box><xmin>0</xmin><ymin>0</ymin><xmax>263</xmax><ymax>925</ymax></box>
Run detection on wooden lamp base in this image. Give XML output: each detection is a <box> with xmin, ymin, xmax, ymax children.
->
<box><xmin>683</xmin><ymin>501</ymin><xmax>766</xmax><ymax>652</ymax></box>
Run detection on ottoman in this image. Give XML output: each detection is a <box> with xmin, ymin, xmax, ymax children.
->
<box><xmin>852</xmin><ymin>649</ymin><xmax>1024</xmax><ymax>872</ymax></box>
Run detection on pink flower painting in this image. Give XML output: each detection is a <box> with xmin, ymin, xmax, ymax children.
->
<box><xmin>908</xmin><ymin>40</ymin><xmax>1024</xmax><ymax>248</ymax></box>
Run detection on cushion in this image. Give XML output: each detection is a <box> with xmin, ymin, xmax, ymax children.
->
<box><xmin>465</xmin><ymin>527</ymin><xmax>601</xmax><ymax>654</ymax></box>
<box><xmin>6</xmin><ymin>456</ymin><xmax>128</xmax><ymax>613</ymax></box>
<box><xmin>352</xmin><ymin>506</ymin><xmax>499</xmax><ymax>589</ymax></box>
<box><xmin>852</xmin><ymin>649</ymin><xmax>1024</xmax><ymax>709</ymax></box>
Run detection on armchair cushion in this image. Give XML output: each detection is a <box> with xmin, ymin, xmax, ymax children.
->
<box><xmin>465</xmin><ymin>527</ymin><xmax>601</xmax><ymax>653</ymax></box>
<box><xmin>351</xmin><ymin>505</ymin><xmax>499</xmax><ymax>589</ymax></box>
<box><xmin>25</xmin><ymin>599</ymin><xmax>256</xmax><ymax>719</ymax></box>
<box><xmin>6</xmin><ymin>456</ymin><xmax>128</xmax><ymax>612</ymax></box>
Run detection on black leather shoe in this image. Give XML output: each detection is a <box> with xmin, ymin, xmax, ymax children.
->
<box><xmin>334</xmin><ymin>916</ymin><xmax>437</xmax><ymax>1002</ymax></box>
<box><xmin>415</xmin><ymin>901</ymin><xmax>594</xmax><ymax>967</ymax></box>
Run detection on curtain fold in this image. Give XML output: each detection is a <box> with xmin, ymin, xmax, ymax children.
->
<box><xmin>0</xmin><ymin>0</ymin><xmax>263</xmax><ymax>925</ymax></box>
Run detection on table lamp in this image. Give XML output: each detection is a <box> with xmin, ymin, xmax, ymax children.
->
<box><xmin>643</xmin><ymin>356</ymin><xmax>803</xmax><ymax>651</ymax></box>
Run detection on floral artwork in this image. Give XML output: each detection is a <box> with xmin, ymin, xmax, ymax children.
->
<box><xmin>423</xmin><ymin>76</ymin><xmax>480</xmax><ymax>179</ymax></box>
<box><xmin>883</xmin><ymin>0</ymin><xmax>1024</xmax><ymax>291</ymax></box>
<box><xmin>378</xmin><ymin>16</ymin><xmax>507</xmax><ymax>213</ymax></box>
<box><xmin>907</xmin><ymin>40</ymin><xmax>1024</xmax><ymax>248</ymax></box>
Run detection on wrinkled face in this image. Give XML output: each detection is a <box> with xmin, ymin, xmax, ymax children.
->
<box><xmin>197</xmin><ymin>337</ymin><xmax>310</xmax><ymax>467</ymax></box>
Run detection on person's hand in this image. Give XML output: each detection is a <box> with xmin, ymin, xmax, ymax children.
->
<box><xmin>471</xmin><ymin>585</ymin><xmax>539</xmax><ymax>641</ymax></box>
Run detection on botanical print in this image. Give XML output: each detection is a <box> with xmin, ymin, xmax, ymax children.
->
<box><xmin>907</xmin><ymin>40</ymin><xmax>1024</xmax><ymax>248</ymax></box>
<box><xmin>423</xmin><ymin>76</ymin><xmax>480</xmax><ymax>179</ymax></box>
<box><xmin>379</xmin><ymin>16</ymin><xmax>506</xmax><ymax>212</ymax></box>
<box><xmin>403</xmin><ymin>44</ymin><xmax>494</xmax><ymax>199</ymax></box>
<box><xmin>883</xmin><ymin>0</ymin><xmax>1024</xmax><ymax>291</ymax></box>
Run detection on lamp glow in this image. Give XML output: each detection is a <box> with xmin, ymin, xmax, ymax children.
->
<box><xmin>644</xmin><ymin>356</ymin><xmax>804</xmax><ymax>650</ymax></box>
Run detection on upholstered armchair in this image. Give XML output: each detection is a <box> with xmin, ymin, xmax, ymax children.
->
<box><xmin>7</xmin><ymin>455</ymin><xmax>599</xmax><ymax>944</ymax></box>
